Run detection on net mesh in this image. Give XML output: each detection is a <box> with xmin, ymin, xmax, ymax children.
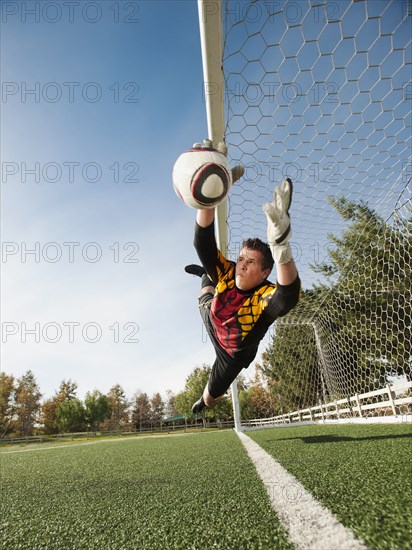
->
<box><xmin>222</xmin><ymin>0</ymin><xmax>411</xmax><ymax>420</ymax></box>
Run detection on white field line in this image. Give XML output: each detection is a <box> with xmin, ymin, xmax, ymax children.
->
<box><xmin>237</xmin><ymin>431</ymin><xmax>367</xmax><ymax>550</ymax></box>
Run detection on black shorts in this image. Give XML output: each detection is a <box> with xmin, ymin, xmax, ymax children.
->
<box><xmin>199</xmin><ymin>292</ymin><xmax>244</xmax><ymax>399</ymax></box>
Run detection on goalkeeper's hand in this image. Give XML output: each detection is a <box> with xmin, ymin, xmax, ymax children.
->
<box><xmin>263</xmin><ymin>178</ymin><xmax>294</xmax><ymax>264</ymax></box>
<box><xmin>193</xmin><ymin>139</ymin><xmax>244</xmax><ymax>184</ymax></box>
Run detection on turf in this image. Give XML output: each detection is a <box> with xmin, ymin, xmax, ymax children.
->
<box><xmin>0</xmin><ymin>432</ymin><xmax>292</xmax><ymax>549</ymax></box>
<box><xmin>248</xmin><ymin>423</ymin><xmax>412</xmax><ymax>550</ymax></box>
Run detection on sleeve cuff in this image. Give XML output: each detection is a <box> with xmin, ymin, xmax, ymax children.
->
<box><xmin>276</xmin><ymin>275</ymin><xmax>301</xmax><ymax>296</ymax></box>
<box><xmin>195</xmin><ymin>220</ymin><xmax>215</xmax><ymax>235</ymax></box>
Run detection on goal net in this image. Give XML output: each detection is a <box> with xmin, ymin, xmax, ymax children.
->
<box><xmin>221</xmin><ymin>0</ymin><xmax>411</xmax><ymax>422</ymax></box>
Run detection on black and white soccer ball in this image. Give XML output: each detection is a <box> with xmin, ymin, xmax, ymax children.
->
<box><xmin>172</xmin><ymin>146</ymin><xmax>232</xmax><ymax>209</ymax></box>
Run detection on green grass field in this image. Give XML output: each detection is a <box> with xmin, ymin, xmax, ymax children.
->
<box><xmin>249</xmin><ymin>423</ymin><xmax>412</xmax><ymax>550</ymax></box>
<box><xmin>1</xmin><ymin>424</ymin><xmax>411</xmax><ymax>549</ymax></box>
<box><xmin>0</xmin><ymin>432</ymin><xmax>292</xmax><ymax>549</ymax></box>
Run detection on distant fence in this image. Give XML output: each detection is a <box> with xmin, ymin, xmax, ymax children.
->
<box><xmin>0</xmin><ymin>420</ymin><xmax>235</xmax><ymax>445</ymax></box>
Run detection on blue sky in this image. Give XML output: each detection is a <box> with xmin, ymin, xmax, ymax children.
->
<box><xmin>1</xmin><ymin>0</ymin><xmax>411</xmax><ymax>402</ymax></box>
<box><xmin>1</xmin><ymin>0</ymin><xmax>222</xmax><ymax>400</ymax></box>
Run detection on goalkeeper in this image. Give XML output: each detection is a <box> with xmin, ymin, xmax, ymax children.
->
<box><xmin>186</xmin><ymin>141</ymin><xmax>301</xmax><ymax>414</ymax></box>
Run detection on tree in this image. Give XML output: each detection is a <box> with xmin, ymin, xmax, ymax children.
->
<box><xmin>131</xmin><ymin>391</ymin><xmax>151</xmax><ymax>431</ymax></box>
<box><xmin>56</xmin><ymin>398</ymin><xmax>85</xmax><ymax>433</ymax></box>
<box><xmin>105</xmin><ymin>384</ymin><xmax>129</xmax><ymax>431</ymax></box>
<box><xmin>0</xmin><ymin>373</ymin><xmax>16</xmax><ymax>437</ymax></box>
<box><xmin>150</xmin><ymin>393</ymin><xmax>164</xmax><ymax>424</ymax></box>
<box><xmin>238</xmin><ymin>365</ymin><xmax>277</xmax><ymax>419</ymax></box>
<box><xmin>14</xmin><ymin>371</ymin><xmax>42</xmax><ymax>436</ymax></box>
<box><xmin>84</xmin><ymin>390</ymin><xmax>111</xmax><ymax>434</ymax></box>
<box><xmin>41</xmin><ymin>398</ymin><xmax>59</xmax><ymax>435</ymax></box>
<box><xmin>175</xmin><ymin>365</ymin><xmax>211</xmax><ymax>418</ymax></box>
<box><xmin>174</xmin><ymin>391</ymin><xmax>193</xmax><ymax>419</ymax></box>
<box><xmin>163</xmin><ymin>389</ymin><xmax>178</xmax><ymax>419</ymax></box>
<box><xmin>261</xmin><ymin>322</ymin><xmax>322</xmax><ymax>413</ymax></box>
<box><xmin>56</xmin><ymin>379</ymin><xmax>78</xmax><ymax>401</ymax></box>
<box><xmin>311</xmin><ymin>197</ymin><xmax>411</xmax><ymax>393</ymax></box>
<box><xmin>41</xmin><ymin>379</ymin><xmax>79</xmax><ymax>435</ymax></box>
<box><xmin>175</xmin><ymin>364</ymin><xmax>233</xmax><ymax>421</ymax></box>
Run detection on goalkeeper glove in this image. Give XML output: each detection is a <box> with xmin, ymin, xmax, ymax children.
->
<box><xmin>263</xmin><ymin>178</ymin><xmax>294</xmax><ymax>264</ymax></box>
<box><xmin>193</xmin><ymin>139</ymin><xmax>244</xmax><ymax>184</ymax></box>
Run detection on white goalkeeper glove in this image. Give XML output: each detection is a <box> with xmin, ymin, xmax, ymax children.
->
<box><xmin>193</xmin><ymin>139</ymin><xmax>244</xmax><ymax>184</ymax></box>
<box><xmin>263</xmin><ymin>178</ymin><xmax>294</xmax><ymax>265</ymax></box>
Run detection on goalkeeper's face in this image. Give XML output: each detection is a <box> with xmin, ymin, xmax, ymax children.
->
<box><xmin>235</xmin><ymin>248</ymin><xmax>270</xmax><ymax>291</ymax></box>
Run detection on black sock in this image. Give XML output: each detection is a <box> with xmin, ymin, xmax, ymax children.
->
<box><xmin>185</xmin><ymin>264</ymin><xmax>214</xmax><ymax>290</ymax></box>
<box><xmin>201</xmin><ymin>273</ymin><xmax>214</xmax><ymax>290</ymax></box>
<box><xmin>185</xmin><ymin>264</ymin><xmax>206</xmax><ymax>277</ymax></box>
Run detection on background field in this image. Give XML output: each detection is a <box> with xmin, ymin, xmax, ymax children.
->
<box><xmin>1</xmin><ymin>424</ymin><xmax>411</xmax><ymax>549</ymax></box>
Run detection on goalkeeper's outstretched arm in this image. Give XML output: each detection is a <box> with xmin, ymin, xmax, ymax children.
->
<box><xmin>276</xmin><ymin>252</ymin><xmax>298</xmax><ymax>286</ymax></box>
<box><xmin>196</xmin><ymin>207</ymin><xmax>215</xmax><ymax>228</ymax></box>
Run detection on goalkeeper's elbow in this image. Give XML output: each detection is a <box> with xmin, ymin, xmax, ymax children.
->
<box><xmin>275</xmin><ymin>276</ymin><xmax>301</xmax><ymax>317</ymax></box>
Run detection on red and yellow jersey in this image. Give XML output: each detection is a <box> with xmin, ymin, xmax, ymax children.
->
<box><xmin>194</xmin><ymin>222</ymin><xmax>300</xmax><ymax>366</ymax></box>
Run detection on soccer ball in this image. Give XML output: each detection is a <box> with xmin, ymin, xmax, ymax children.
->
<box><xmin>172</xmin><ymin>146</ymin><xmax>233</xmax><ymax>209</ymax></box>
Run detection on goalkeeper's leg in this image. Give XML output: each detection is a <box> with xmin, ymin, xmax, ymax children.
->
<box><xmin>193</xmin><ymin>291</ymin><xmax>244</xmax><ymax>413</ymax></box>
<box><xmin>187</xmin><ymin>269</ymin><xmax>242</xmax><ymax>413</ymax></box>
<box><xmin>192</xmin><ymin>359</ymin><xmax>243</xmax><ymax>413</ymax></box>
<box><xmin>185</xmin><ymin>264</ymin><xmax>215</xmax><ymax>413</ymax></box>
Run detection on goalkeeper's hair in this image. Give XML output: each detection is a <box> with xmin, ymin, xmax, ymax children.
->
<box><xmin>242</xmin><ymin>238</ymin><xmax>274</xmax><ymax>272</ymax></box>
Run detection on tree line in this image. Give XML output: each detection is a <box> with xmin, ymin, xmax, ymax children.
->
<box><xmin>0</xmin><ymin>365</ymin><xmax>275</xmax><ymax>438</ymax></box>
<box><xmin>0</xmin><ymin>372</ymin><xmax>179</xmax><ymax>437</ymax></box>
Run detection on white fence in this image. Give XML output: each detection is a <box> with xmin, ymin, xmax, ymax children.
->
<box><xmin>244</xmin><ymin>382</ymin><xmax>412</xmax><ymax>428</ymax></box>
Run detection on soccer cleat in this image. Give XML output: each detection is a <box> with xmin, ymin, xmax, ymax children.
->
<box><xmin>185</xmin><ymin>264</ymin><xmax>206</xmax><ymax>278</ymax></box>
<box><xmin>191</xmin><ymin>396</ymin><xmax>206</xmax><ymax>414</ymax></box>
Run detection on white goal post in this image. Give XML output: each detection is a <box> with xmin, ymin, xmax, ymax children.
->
<box><xmin>197</xmin><ymin>0</ymin><xmax>242</xmax><ymax>432</ymax></box>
